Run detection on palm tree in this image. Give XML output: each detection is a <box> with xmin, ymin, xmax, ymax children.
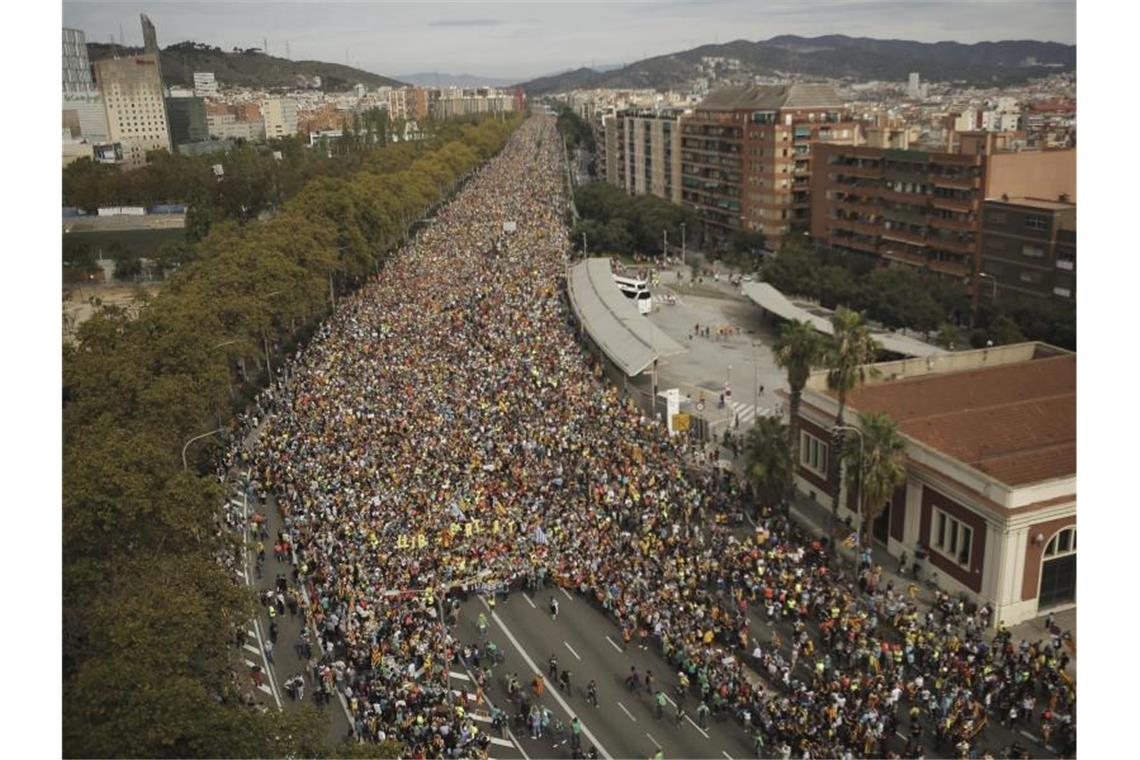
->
<box><xmin>742</xmin><ymin>416</ymin><xmax>792</xmax><ymax>513</ymax></box>
<box><xmin>773</xmin><ymin>319</ymin><xmax>829</xmax><ymax>505</ymax></box>
<box><xmin>843</xmin><ymin>411</ymin><xmax>907</xmax><ymax>555</ymax></box>
<box><xmin>826</xmin><ymin>307</ymin><xmax>881</xmax><ymax>535</ymax></box>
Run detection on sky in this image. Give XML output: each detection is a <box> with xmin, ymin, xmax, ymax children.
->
<box><xmin>61</xmin><ymin>0</ymin><xmax>1075</xmax><ymax>81</ymax></box>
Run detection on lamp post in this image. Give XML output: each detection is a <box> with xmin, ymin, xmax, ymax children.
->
<box><xmin>831</xmin><ymin>423</ymin><xmax>864</xmax><ymax>557</ymax></box>
<box><xmin>979</xmin><ymin>271</ymin><xmax>998</xmax><ymax>303</ymax></box>
<box><xmin>680</xmin><ymin>222</ymin><xmax>686</xmax><ymax>267</ymax></box>
<box><xmin>257</xmin><ymin>290</ymin><xmax>282</xmax><ymax>386</ymax></box>
<box><xmin>183</xmin><ymin>427</ymin><xmax>228</xmax><ymax>471</ymax></box>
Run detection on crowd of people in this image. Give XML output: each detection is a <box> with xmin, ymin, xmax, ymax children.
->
<box><xmin>240</xmin><ymin>115</ymin><xmax>1074</xmax><ymax>759</ymax></box>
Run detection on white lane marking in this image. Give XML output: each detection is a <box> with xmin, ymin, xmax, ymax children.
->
<box><xmin>480</xmin><ymin>597</ymin><xmax>613</xmax><ymax>760</ymax></box>
<box><xmin>470</xmin><ymin>712</ymin><xmax>492</xmax><ymax>723</ymax></box>
<box><xmin>617</xmin><ymin>702</ymin><xmax>636</xmax><ymax>722</ymax></box>
<box><xmin>235</xmin><ymin>569</ymin><xmax>244</xmax><ymax>579</ymax></box>
<box><xmin>896</xmin><ymin>731</ymin><xmax>907</xmax><ymax>740</ymax></box>
<box><xmin>560</xmin><ymin>586</ymin><xmax>573</xmax><ymax>600</ymax></box>
<box><xmin>523</xmin><ymin>594</ymin><xmax>536</xmax><ymax>609</ymax></box>
<box><xmin>450</xmin><ymin>670</ymin><xmax>472</xmax><ymax>681</ymax></box>
<box><xmin>251</xmin><ymin>617</ymin><xmax>283</xmax><ymax>710</ymax></box>
<box><xmin>489</xmin><ymin>737</ymin><xmax>513</xmax><ymax>748</ymax></box>
<box><xmin>563</xmin><ymin>641</ymin><xmax>582</xmax><ymax>660</ymax></box>
<box><xmin>244</xmin><ymin>659</ymin><xmax>257</xmax><ymax>669</ymax></box>
<box><xmin>685</xmin><ymin>714</ymin><xmax>709</xmax><ymax>738</ymax></box>
<box><xmin>663</xmin><ymin>692</ymin><xmax>676</xmax><ymax>707</ymax></box>
<box><xmin>244</xmin><ymin>643</ymin><xmax>260</xmax><ymax>654</ymax></box>
<box><xmin>605</xmin><ymin>635</ymin><xmax>623</xmax><ymax>652</ymax></box>
<box><xmin>645</xmin><ymin>732</ymin><xmax>661</xmax><ymax>749</ymax></box>
<box><xmin>258</xmin><ymin>683</ymin><xmax>273</xmax><ymax>694</ymax></box>
<box><xmin>451</xmin><ymin>689</ymin><xmax>479</xmax><ymax>702</ymax></box>
<box><xmin>722</xmin><ymin>752</ymin><xmax>734</xmax><ymax>760</ymax></box>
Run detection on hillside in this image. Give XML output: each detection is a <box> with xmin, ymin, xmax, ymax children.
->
<box><xmin>87</xmin><ymin>40</ymin><xmax>405</xmax><ymax>91</ymax></box>
<box><xmin>517</xmin><ymin>35</ymin><xmax>1076</xmax><ymax>94</ymax></box>
<box><xmin>396</xmin><ymin>72</ymin><xmax>520</xmax><ymax>88</ymax></box>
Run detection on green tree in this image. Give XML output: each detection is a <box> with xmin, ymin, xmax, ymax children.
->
<box><xmin>742</xmin><ymin>416</ymin><xmax>793</xmax><ymax>511</ymax></box>
<box><xmin>825</xmin><ymin>307</ymin><xmax>881</xmax><ymax>540</ymax></box>
<box><xmin>843</xmin><ymin>411</ymin><xmax>907</xmax><ymax>553</ymax></box>
<box><xmin>773</xmin><ymin>319</ymin><xmax>829</xmax><ymax>504</ymax></box>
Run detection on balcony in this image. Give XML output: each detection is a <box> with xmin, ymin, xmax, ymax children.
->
<box><xmin>832</xmin><ymin>163</ymin><xmax>881</xmax><ymax>179</ymax></box>
<box><xmin>834</xmin><ymin>198</ymin><xmax>872</xmax><ymax>215</ymax></box>
<box><xmin>879</xmin><ymin>187</ymin><xmax>930</xmax><ymax>205</ymax></box>
<box><xmin>883</xmin><ymin>168</ymin><xmax>930</xmax><ymax>184</ymax></box>
<box><xmin>829</xmin><ymin>235</ymin><xmax>878</xmax><ymax>254</ymax></box>
<box><xmin>882</xmin><ymin>206</ymin><xmax>928</xmax><ymax>227</ymax></box>
<box><xmin>881</xmin><ymin>247</ymin><xmax>929</xmax><ymax>268</ymax></box>
<box><xmin>1056</xmin><ymin>259</ymin><xmax>1075</xmax><ymax>271</ymax></box>
<box><xmin>926</xmin><ymin>257</ymin><xmax>971</xmax><ymax>278</ymax></box>
<box><xmin>928</xmin><ymin>213</ymin><xmax>975</xmax><ymax>232</ymax></box>
<box><xmin>930</xmin><ymin>195</ymin><xmax>974</xmax><ymax>213</ymax></box>
<box><xmin>928</xmin><ymin>235</ymin><xmax>976</xmax><ymax>255</ymax></box>
<box><xmin>932</xmin><ymin>174</ymin><xmax>980</xmax><ymax>190</ymax></box>
<box><xmin>881</xmin><ymin>227</ymin><xmax>928</xmax><ymax>246</ymax></box>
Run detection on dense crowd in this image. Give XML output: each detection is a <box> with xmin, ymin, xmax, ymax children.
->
<box><xmin>244</xmin><ymin>116</ymin><xmax>1074</xmax><ymax>759</ymax></box>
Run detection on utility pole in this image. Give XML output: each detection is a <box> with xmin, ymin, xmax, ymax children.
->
<box><xmin>681</xmin><ymin>222</ymin><xmax>686</xmax><ymax>267</ymax></box>
<box><xmin>663</xmin><ymin>229</ymin><xmax>668</xmax><ymax>258</ymax></box>
<box><xmin>582</xmin><ymin>232</ymin><xmax>587</xmax><ymax>258</ymax></box>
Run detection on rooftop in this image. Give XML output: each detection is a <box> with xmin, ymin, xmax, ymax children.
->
<box><xmin>985</xmin><ymin>196</ymin><xmax>1075</xmax><ymax>211</ymax></box>
<box><xmin>697</xmin><ymin>83</ymin><xmax>844</xmax><ymax>112</ymax></box>
<box><xmin>832</xmin><ymin>352</ymin><xmax>1075</xmax><ymax>487</ymax></box>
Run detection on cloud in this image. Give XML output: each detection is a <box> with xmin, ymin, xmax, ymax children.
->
<box><xmin>429</xmin><ymin>18</ymin><xmax>502</xmax><ymax>28</ymax></box>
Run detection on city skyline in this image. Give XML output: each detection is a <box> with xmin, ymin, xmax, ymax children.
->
<box><xmin>62</xmin><ymin>0</ymin><xmax>1076</xmax><ymax>81</ymax></box>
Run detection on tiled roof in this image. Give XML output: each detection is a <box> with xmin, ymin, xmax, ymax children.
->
<box><xmin>834</xmin><ymin>354</ymin><xmax>1076</xmax><ymax>487</ymax></box>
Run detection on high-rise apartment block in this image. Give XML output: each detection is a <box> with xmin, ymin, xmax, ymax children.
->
<box><xmin>93</xmin><ymin>53</ymin><xmax>172</xmax><ymax>168</ymax></box>
<box><xmin>193</xmin><ymin>72</ymin><xmax>218</xmax><ymax>97</ymax></box>
<box><xmin>907</xmin><ymin>72</ymin><xmax>921</xmax><ymax>99</ymax></box>
<box><xmin>604</xmin><ymin>109</ymin><xmax>685</xmax><ymax>204</ymax></box>
<box><xmin>63</xmin><ymin>28</ymin><xmax>94</xmax><ymax>94</ymax></box>
<box><xmin>387</xmin><ymin>87</ymin><xmax>429</xmax><ymax>121</ymax></box>
<box><xmin>810</xmin><ymin>132</ymin><xmax>1076</xmax><ymax>293</ymax></box>
<box><xmin>680</xmin><ymin>84</ymin><xmax>859</xmax><ymax>246</ymax></box>
<box><xmin>262</xmin><ymin>98</ymin><xmax>299</xmax><ymax>139</ymax></box>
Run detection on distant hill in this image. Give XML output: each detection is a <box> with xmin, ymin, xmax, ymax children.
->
<box><xmin>516</xmin><ymin>35</ymin><xmax>1076</xmax><ymax>94</ymax></box>
<box><xmin>87</xmin><ymin>40</ymin><xmax>405</xmax><ymax>91</ymax></box>
<box><xmin>396</xmin><ymin>72</ymin><xmax>520</xmax><ymax>88</ymax></box>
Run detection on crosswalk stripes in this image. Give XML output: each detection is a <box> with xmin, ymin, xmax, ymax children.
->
<box><xmin>726</xmin><ymin>400</ymin><xmax>778</xmax><ymax>427</ymax></box>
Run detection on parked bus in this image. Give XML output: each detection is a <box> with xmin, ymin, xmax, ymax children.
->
<box><xmin>613</xmin><ymin>274</ymin><xmax>652</xmax><ymax>315</ymax></box>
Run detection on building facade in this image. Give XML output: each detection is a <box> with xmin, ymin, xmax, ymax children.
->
<box><xmin>63</xmin><ymin>28</ymin><xmax>95</xmax><ymax>94</ymax></box>
<box><xmin>193</xmin><ymin>72</ymin><xmax>219</xmax><ymax>97</ymax></box>
<box><xmin>262</xmin><ymin>97</ymin><xmax>299</xmax><ymax>139</ymax></box>
<box><xmin>810</xmin><ymin>135</ymin><xmax>1076</xmax><ymax>292</ymax></box>
<box><xmin>166</xmin><ymin>96</ymin><xmax>209</xmax><ymax>146</ymax></box>
<box><xmin>980</xmin><ymin>197</ymin><xmax>1076</xmax><ymax>302</ymax></box>
<box><xmin>605</xmin><ymin>109</ymin><xmax>684</xmax><ymax>204</ymax></box>
<box><xmin>793</xmin><ymin>343</ymin><xmax>1075</xmax><ymax>626</ymax></box>
<box><xmin>93</xmin><ymin>53</ymin><xmax>172</xmax><ymax>169</ymax></box>
<box><xmin>680</xmin><ymin>84</ymin><xmax>858</xmax><ymax>247</ymax></box>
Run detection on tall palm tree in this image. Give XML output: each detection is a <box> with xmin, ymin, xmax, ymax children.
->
<box><xmin>773</xmin><ymin>319</ymin><xmax>829</xmax><ymax>505</ymax></box>
<box><xmin>843</xmin><ymin>411</ymin><xmax>908</xmax><ymax>554</ymax></box>
<box><xmin>742</xmin><ymin>415</ymin><xmax>792</xmax><ymax>513</ymax></box>
<box><xmin>826</xmin><ymin>307</ymin><xmax>881</xmax><ymax>534</ymax></box>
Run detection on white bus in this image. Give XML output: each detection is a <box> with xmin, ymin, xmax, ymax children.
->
<box><xmin>613</xmin><ymin>274</ymin><xmax>652</xmax><ymax>315</ymax></box>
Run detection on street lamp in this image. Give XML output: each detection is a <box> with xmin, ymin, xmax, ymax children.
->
<box><xmin>257</xmin><ymin>290</ymin><xmax>282</xmax><ymax>386</ymax></box>
<box><xmin>680</xmin><ymin>222</ymin><xmax>686</xmax><ymax>267</ymax></box>
<box><xmin>183</xmin><ymin>427</ymin><xmax>228</xmax><ymax>471</ymax></box>
<box><xmin>979</xmin><ymin>271</ymin><xmax>998</xmax><ymax>303</ymax></box>
<box><xmin>831</xmin><ymin>423</ymin><xmax>864</xmax><ymax>554</ymax></box>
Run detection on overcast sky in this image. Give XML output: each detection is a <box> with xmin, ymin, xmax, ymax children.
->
<box><xmin>62</xmin><ymin>1</ymin><xmax>1076</xmax><ymax>80</ymax></box>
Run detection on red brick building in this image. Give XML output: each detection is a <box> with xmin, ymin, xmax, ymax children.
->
<box><xmin>793</xmin><ymin>343</ymin><xmax>1075</xmax><ymax>625</ymax></box>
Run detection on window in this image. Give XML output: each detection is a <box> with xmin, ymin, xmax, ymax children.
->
<box><xmin>1026</xmin><ymin>214</ymin><xmax>1049</xmax><ymax>231</ymax></box>
<box><xmin>1044</xmin><ymin>527</ymin><xmax>1076</xmax><ymax>557</ymax></box>
<box><xmin>800</xmin><ymin>431</ymin><xmax>828</xmax><ymax>477</ymax></box>
<box><xmin>1019</xmin><ymin>270</ymin><xmax>1043</xmax><ymax>284</ymax></box>
<box><xmin>931</xmin><ymin>508</ymin><xmax>972</xmax><ymax>566</ymax></box>
<box><xmin>1021</xmin><ymin>244</ymin><xmax>1045</xmax><ymax>258</ymax></box>
<box><xmin>987</xmin><ymin>211</ymin><xmax>1008</xmax><ymax>225</ymax></box>
<box><xmin>1053</xmin><ymin>286</ymin><xmax>1072</xmax><ymax>298</ymax></box>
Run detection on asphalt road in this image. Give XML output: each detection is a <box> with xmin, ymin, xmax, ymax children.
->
<box><xmin>452</xmin><ymin>587</ymin><xmax>758</xmax><ymax>760</ymax></box>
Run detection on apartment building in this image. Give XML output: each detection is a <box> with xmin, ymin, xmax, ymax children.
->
<box><xmin>387</xmin><ymin>87</ymin><xmax>429</xmax><ymax>121</ymax></box>
<box><xmin>810</xmin><ymin>132</ymin><xmax>1075</xmax><ymax>291</ymax></box>
<box><xmin>63</xmin><ymin>28</ymin><xmax>95</xmax><ymax>94</ymax></box>
<box><xmin>207</xmin><ymin>111</ymin><xmax>266</xmax><ymax>142</ymax></box>
<box><xmin>262</xmin><ymin>97</ymin><xmax>298</xmax><ymax>139</ymax></box>
<box><xmin>93</xmin><ymin>53</ymin><xmax>172</xmax><ymax>169</ymax></box>
<box><xmin>604</xmin><ymin>109</ymin><xmax>685</xmax><ymax>204</ymax></box>
<box><xmin>193</xmin><ymin>72</ymin><xmax>219</xmax><ymax>97</ymax></box>
<box><xmin>680</xmin><ymin>84</ymin><xmax>859</xmax><ymax>247</ymax></box>
<box><xmin>980</xmin><ymin>197</ymin><xmax>1076</xmax><ymax>302</ymax></box>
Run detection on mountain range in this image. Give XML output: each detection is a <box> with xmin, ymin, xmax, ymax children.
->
<box><xmin>86</xmin><ymin>41</ymin><xmax>406</xmax><ymax>91</ymax></box>
<box><xmin>515</xmin><ymin>35</ymin><xmax>1076</xmax><ymax>94</ymax></box>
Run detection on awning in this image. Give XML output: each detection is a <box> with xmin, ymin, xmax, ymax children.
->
<box><xmin>567</xmin><ymin>258</ymin><xmax>686</xmax><ymax>377</ymax></box>
<box><xmin>741</xmin><ymin>281</ymin><xmax>947</xmax><ymax>358</ymax></box>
